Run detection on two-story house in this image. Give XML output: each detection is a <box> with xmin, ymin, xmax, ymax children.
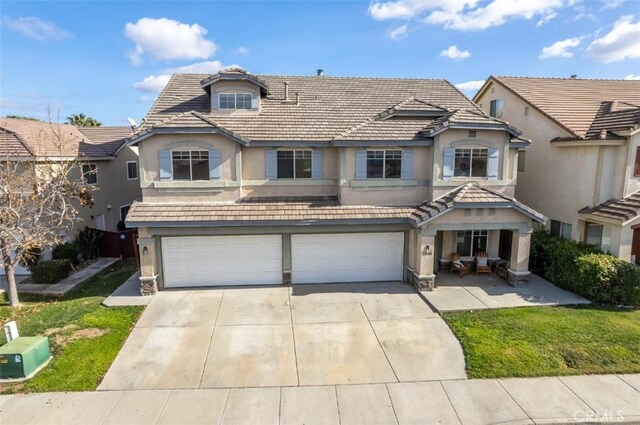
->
<box><xmin>474</xmin><ymin>77</ymin><xmax>640</xmax><ymax>263</ymax></box>
<box><xmin>0</xmin><ymin>118</ymin><xmax>142</xmax><ymax>274</ymax></box>
<box><xmin>126</xmin><ymin>68</ymin><xmax>545</xmax><ymax>293</ymax></box>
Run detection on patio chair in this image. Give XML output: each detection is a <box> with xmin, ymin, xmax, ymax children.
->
<box><xmin>450</xmin><ymin>253</ymin><xmax>470</xmax><ymax>278</ymax></box>
<box><xmin>475</xmin><ymin>252</ymin><xmax>492</xmax><ymax>275</ymax></box>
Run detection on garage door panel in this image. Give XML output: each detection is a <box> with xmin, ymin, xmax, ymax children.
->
<box><xmin>162</xmin><ymin>235</ymin><xmax>282</xmax><ymax>288</ymax></box>
<box><xmin>292</xmin><ymin>233</ymin><xmax>404</xmax><ymax>284</ymax></box>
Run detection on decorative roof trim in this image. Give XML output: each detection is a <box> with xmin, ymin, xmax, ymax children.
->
<box><xmin>200</xmin><ymin>69</ymin><xmax>269</xmax><ymax>94</ymax></box>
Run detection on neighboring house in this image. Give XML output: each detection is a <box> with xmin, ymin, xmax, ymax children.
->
<box><xmin>126</xmin><ymin>68</ymin><xmax>545</xmax><ymax>293</ymax></box>
<box><xmin>474</xmin><ymin>77</ymin><xmax>640</xmax><ymax>263</ymax></box>
<box><xmin>0</xmin><ymin>118</ymin><xmax>142</xmax><ymax>274</ymax></box>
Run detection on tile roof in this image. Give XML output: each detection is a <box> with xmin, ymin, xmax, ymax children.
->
<box><xmin>140</xmin><ymin>73</ymin><xmax>480</xmax><ymax>142</ymax></box>
<box><xmin>579</xmin><ymin>191</ymin><xmax>640</xmax><ymax>224</ymax></box>
<box><xmin>126</xmin><ymin>184</ymin><xmax>546</xmax><ymax>226</ymax></box>
<box><xmin>486</xmin><ymin>77</ymin><xmax>640</xmax><ymax>139</ymax></box>
<box><xmin>422</xmin><ymin>109</ymin><xmax>517</xmax><ymax>136</ymax></box>
<box><xmin>126</xmin><ymin>198</ymin><xmax>416</xmax><ymax>225</ymax></box>
<box><xmin>586</xmin><ymin>101</ymin><xmax>640</xmax><ymax>139</ymax></box>
<box><xmin>411</xmin><ymin>183</ymin><xmax>546</xmax><ymax>224</ymax></box>
<box><xmin>0</xmin><ymin>118</ymin><xmax>131</xmax><ymax>158</ymax></box>
<box><xmin>0</xmin><ymin>129</ymin><xmax>31</xmax><ymax>157</ymax></box>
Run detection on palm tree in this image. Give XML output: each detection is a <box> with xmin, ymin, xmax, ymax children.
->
<box><xmin>66</xmin><ymin>113</ymin><xmax>102</xmax><ymax>127</ymax></box>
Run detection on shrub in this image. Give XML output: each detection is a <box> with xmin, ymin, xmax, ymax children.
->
<box><xmin>74</xmin><ymin>227</ymin><xmax>102</xmax><ymax>260</ymax></box>
<box><xmin>530</xmin><ymin>231</ymin><xmax>640</xmax><ymax>307</ymax></box>
<box><xmin>30</xmin><ymin>259</ymin><xmax>73</xmax><ymax>284</ymax></box>
<box><xmin>52</xmin><ymin>242</ymin><xmax>80</xmax><ymax>265</ymax></box>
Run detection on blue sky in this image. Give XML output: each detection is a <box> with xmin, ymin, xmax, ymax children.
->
<box><xmin>1</xmin><ymin>0</ymin><xmax>639</xmax><ymax>125</ymax></box>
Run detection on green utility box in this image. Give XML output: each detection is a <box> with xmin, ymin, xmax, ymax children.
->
<box><xmin>0</xmin><ymin>337</ymin><xmax>51</xmax><ymax>379</ymax></box>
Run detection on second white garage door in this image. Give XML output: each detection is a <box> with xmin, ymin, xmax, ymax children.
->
<box><xmin>161</xmin><ymin>235</ymin><xmax>282</xmax><ymax>288</ymax></box>
<box><xmin>291</xmin><ymin>232</ymin><xmax>404</xmax><ymax>284</ymax></box>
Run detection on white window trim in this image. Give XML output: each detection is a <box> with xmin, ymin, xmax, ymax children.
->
<box><xmin>126</xmin><ymin>161</ymin><xmax>138</xmax><ymax>180</ymax></box>
<box><xmin>171</xmin><ymin>150</ymin><xmax>209</xmax><ymax>181</ymax></box>
<box><xmin>82</xmin><ymin>163</ymin><xmax>98</xmax><ymax>185</ymax></box>
<box><xmin>219</xmin><ymin>92</ymin><xmax>252</xmax><ymax>110</ymax></box>
<box><xmin>119</xmin><ymin>204</ymin><xmax>131</xmax><ymax>222</ymax></box>
<box><xmin>277</xmin><ymin>149</ymin><xmax>312</xmax><ymax>179</ymax></box>
<box><xmin>366</xmin><ymin>149</ymin><xmax>402</xmax><ymax>180</ymax></box>
<box><xmin>453</xmin><ymin>147</ymin><xmax>488</xmax><ymax>179</ymax></box>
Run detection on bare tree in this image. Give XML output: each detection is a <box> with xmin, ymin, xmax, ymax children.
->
<box><xmin>1</xmin><ymin>120</ymin><xmax>94</xmax><ymax>307</ymax></box>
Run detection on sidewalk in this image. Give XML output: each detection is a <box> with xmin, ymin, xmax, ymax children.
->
<box><xmin>1</xmin><ymin>374</ymin><xmax>639</xmax><ymax>424</ymax></box>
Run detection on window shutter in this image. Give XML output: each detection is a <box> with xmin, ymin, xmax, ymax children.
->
<box><xmin>265</xmin><ymin>150</ymin><xmax>278</xmax><ymax>179</ymax></box>
<box><xmin>355</xmin><ymin>150</ymin><xmax>367</xmax><ymax>180</ymax></box>
<box><xmin>209</xmin><ymin>149</ymin><xmax>221</xmax><ymax>179</ymax></box>
<box><xmin>489</xmin><ymin>100</ymin><xmax>496</xmax><ymax>117</ymax></box>
<box><xmin>487</xmin><ymin>147</ymin><xmax>499</xmax><ymax>180</ymax></box>
<box><xmin>251</xmin><ymin>93</ymin><xmax>259</xmax><ymax>109</ymax></box>
<box><xmin>401</xmin><ymin>149</ymin><xmax>413</xmax><ymax>179</ymax></box>
<box><xmin>312</xmin><ymin>150</ymin><xmax>324</xmax><ymax>179</ymax></box>
<box><xmin>158</xmin><ymin>149</ymin><xmax>172</xmax><ymax>180</ymax></box>
<box><xmin>212</xmin><ymin>92</ymin><xmax>219</xmax><ymax>110</ymax></box>
<box><xmin>443</xmin><ymin>148</ymin><xmax>455</xmax><ymax>180</ymax></box>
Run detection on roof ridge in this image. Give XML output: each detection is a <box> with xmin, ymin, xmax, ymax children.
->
<box><xmin>494</xmin><ymin>75</ymin><xmax>637</xmax><ymax>82</ymax></box>
<box><xmin>172</xmin><ymin>72</ymin><xmax>450</xmax><ymax>81</ymax></box>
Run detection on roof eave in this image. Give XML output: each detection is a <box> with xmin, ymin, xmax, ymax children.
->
<box><xmin>127</xmin><ymin>127</ymin><xmax>249</xmax><ymax>146</ymax></box>
<box><xmin>126</xmin><ymin>217</ymin><xmax>414</xmax><ymax>228</ymax></box>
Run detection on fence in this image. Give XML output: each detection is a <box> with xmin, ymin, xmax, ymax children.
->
<box><xmin>97</xmin><ymin>229</ymin><xmax>139</xmax><ymax>262</ymax></box>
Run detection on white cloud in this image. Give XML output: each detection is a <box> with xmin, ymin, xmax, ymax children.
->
<box><xmin>624</xmin><ymin>74</ymin><xmax>640</xmax><ymax>80</ymax></box>
<box><xmin>369</xmin><ymin>0</ymin><xmax>566</xmax><ymax>31</ymax></box>
<box><xmin>237</xmin><ymin>46</ymin><xmax>249</xmax><ymax>54</ymax></box>
<box><xmin>2</xmin><ymin>16</ymin><xmax>71</xmax><ymax>41</ymax></box>
<box><xmin>586</xmin><ymin>15</ymin><xmax>640</xmax><ymax>63</ymax></box>
<box><xmin>369</xmin><ymin>0</ymin><xmax>477</xmax><ymax>20</ymax></box>
<box><xmin>388</xmin><ymin>24</ymin><xmax>408</xmax><ymax>40</ymax></box>
<box><xmin>602</xmin><ymin>0</ymin><xmax>625</xmax><ymax>9</ymax></box>
<box><xmin>539</xmin><ymin>37</ymin><xmax>581</xmax><ymax>58</ymax></box>
<box><xmin>536</xmin><ymin>12</ymin><xmax>557</xmax><ymax>26</ymax></box>
<box><xmin>133</xmin><ymin>61</ymin><xmax>237</xmax><ymax>93</ymax></box>
<box><xmin>455</xmin><ymin>80</ymin><xmax>485</xmax><ymax>91</ymax></box>
<box><xmin>440</xmin><ymin>45</ymin><xmax>471</xmax><ymax>60</ymax></box>
<box><xmin>124</xmin><ymin>17</ymin><xmax>217</xmax><ymax>65</ymax></box>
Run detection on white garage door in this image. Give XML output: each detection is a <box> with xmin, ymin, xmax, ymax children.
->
<box><xmin>291</xmin><ymin>232</ymin><xmax>404</xmax><ymax>284</ymax></box>
<box><xmin>161</xmin><ymin>235</ymin><xmax>282</xmax><ymax>288</ymax></box>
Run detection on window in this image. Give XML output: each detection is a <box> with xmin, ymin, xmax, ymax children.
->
<box><xmin>172</xmin><ymin>151</ymin><xmax>209</xmax><ymax>181</ymax></box>
<box><xmin>585</xmin><ymin>223</ymin><xmax>603</xmax><ymax>248</ymax></box>
<box><xmin>517</xmin><ymin>151</ymin><xmax>526</xmax><ymax>172</ymax></box>
<box><xmin>82</xmin><ymin>163</ymin><xmax>97</xmax><ymax>185</ymax></box>
<box><xmin>120</xmin><ymin>205</ymin><xmax>131</xmax><ymax>222</ymax></box>
<box><xmin>550</xmin><ymin>220</ymin><xmax>572</xmax><ymax>240</ymax></box>
<box><xmin>634</xmin><ymin>147</ymin><xmax>640</xmax><ymax>177</ymax></box>
<box><xmin>490</xmin><ymin>99</ymin><xmax>504</xmax><ymax>118</ymax></box>
<box><xmin>366</xmin><ymin>150</ymin><xmax>402</xmax><ymax>179</ymax></box>
<box><xmin>126</xmin><ymin>161</ymin><xmax>138</xmax><ymax>180</ymax></box>
<box><xmin>277</xmin><ymin>150</ymin><xmax>311</xmax><ymax>179</ymax></box>
<box><xmin>454</xmin><ymin>148</ymin><xmax>488</xmax><ymax>177</ymax></box>
<box><xmin>219</xmin><ymin>93</ymin><xmax>252</xmax><ymax>109</ymax></box>
<box><xmin>456</xmin><ymin>230</ymin><xmax>489</xmax><ymax>257</ymax></box>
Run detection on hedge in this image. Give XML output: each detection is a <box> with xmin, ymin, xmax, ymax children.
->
<box><xmin>530</xmin><ymin>231</ymin><xmax>640</xmax><ymax>307</ymax></box>
<box><xmin>52</xmin><ymin>242</ymin><xmax>80</xmax><ymax>265</ymax></box>
<box><xmin>30</xmin><ymin>259</ymin><xmax>73</xmax><ymax>284</ymax></box>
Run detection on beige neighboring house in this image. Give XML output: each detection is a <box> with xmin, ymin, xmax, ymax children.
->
<box><xmin>0</xmin><ymin>118</ymin><xmax>142</xmax><ymax>275</ymax></box>
<box><xmin>125</xmin><ymin>68</ymin><xmax>546</xmax><ymax>293</ymax></box>
<box><xmin>474</xmin><ymin>77</ymin><xmax>640</xmax><ymax>263</ymax></box>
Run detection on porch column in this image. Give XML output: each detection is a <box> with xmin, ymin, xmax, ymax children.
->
<box><xmin>410</xmin><ymin>230</ymin><xmax>436</xmax><ymax>291</ymax></box>
<box><xmin>508</xmin><ymin>229</ymin><xmax>531</xmax><ymax>287</ymax></box>
<box><xmin>137</xmin><ymin>233</ymin><xmax>158</xmax><ymax>295</ymax></box>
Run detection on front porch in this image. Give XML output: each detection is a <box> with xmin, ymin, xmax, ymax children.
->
<box><xmin>421</xmin><ymin>272</ymin><xmax>590</xmax><ymax>312</ymax></box>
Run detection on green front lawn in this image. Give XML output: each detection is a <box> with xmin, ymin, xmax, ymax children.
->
<box><xmin>0</xmin><ymin>260</ymin><xmax>143</xmax><ymax>393</ymax></box>
<box><xmin>442</xmin><ymin>305</ymin><xmax>640</xmax><ymax>379</ymax></box>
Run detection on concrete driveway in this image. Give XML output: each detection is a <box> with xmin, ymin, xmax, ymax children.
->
<box><xmin>99</xmin><ymin>282</ymin><xmax>466</xmax><ymax>390</ymax></box>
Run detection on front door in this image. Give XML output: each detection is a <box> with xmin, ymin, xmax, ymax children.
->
<box><xmin>499</xmin><ymin>230</ymin><xmax>512</xmax><ymax>260</ymax></box>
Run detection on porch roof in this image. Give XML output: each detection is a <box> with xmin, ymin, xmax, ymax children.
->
<box><xmin>579</xmin><ymin>191</ymin><xmax>640</xmax><ymax>225</ymax></box>
<box><xmin>411</xmin><ymin>183</ymin><xmax>547</xmax><ymax>226</ymax></box>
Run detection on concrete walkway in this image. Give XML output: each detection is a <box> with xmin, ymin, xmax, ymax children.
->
<box><xmin>102</xmin><ymin>271</ymin><xmax>153</xmax><ymax>307</ymax></box>
<box><xmin>1</xmin><ymin>374</ymin><xmax>639</xmax><ymax>424</ymax></box>
<box><xmin>423</xmin><ymin>273</ymin><xmax>590</xmax><ymax>312</ymax></box>
<box><xmin>10</xmin><ymin>258</ymin><xmax>119</xmax><ymax>296</ymax></box>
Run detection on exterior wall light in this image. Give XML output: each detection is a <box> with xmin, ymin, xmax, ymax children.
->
<box><xmin>142</xmin><ymin>246</ymin><xmax>148</xmax><ymax>255</ymax></box>
<box><xmin>422</xmin><ymin>245</ymin><xmax>432</xmax><ymax>256</ymax></box>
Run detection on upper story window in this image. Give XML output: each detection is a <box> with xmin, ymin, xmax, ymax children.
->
<box><xmin>82</xmin><ymin>163</ymin><xmax>97</xmax><ymax>185</ymax></box>
<box><xmin>634</xmin><ymin>147</ymin><xmax>640</xmax><ymax>177</ymax></box>
<box><xmin>219</xmin><ymin>93</ymin><xmax>252</xmax><ymax>109</ymax></box>
<box><xmin>490</xmin><ymin>99</ymin><xmax>504</xmax><ymax>118</ymax></box>
<box><xmin>454</xmin><ymin>148</ymin><xmax>488</xmax><ymax>177</ymax></box>
<box><xmin>367</xmin><ymin>150</ymin><xmax>402</xmax><ymax>179</ymax></box>
<box><xmin>172</xmin><ymin>150</ymin><xmax>209</xmax><ymax>181</ymax></box>
<box><xmin>126</xmin><ymin>161</ymin><xmax>138</xmax><ymax>180</ymax></box>
<box><xmin>277</xmin><ymin>150</ymin><xmax>311</xmax><ymax>179</ymax></box>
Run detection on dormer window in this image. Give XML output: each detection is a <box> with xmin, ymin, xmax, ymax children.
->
<box><xmin>220</xmin><ymin>93</ymin><xmax>252</xmax><ymax>110</ymax></box>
